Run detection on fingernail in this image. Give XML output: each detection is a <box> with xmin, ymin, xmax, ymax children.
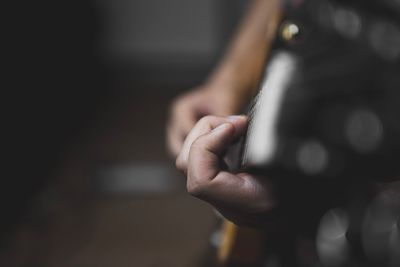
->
<box><xmin>212</xmin><ymin>123</ymin><xmax>230</xmax><ymax>133</ymax></box>
<box><xmin>227</xmin><ymin>115</ymin><xmax>246</xmax><ymax>122</ymax></box>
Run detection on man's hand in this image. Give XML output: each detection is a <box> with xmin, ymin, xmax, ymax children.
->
<box><xmin>166</xmin><ymin>84</ymin><xmax>243</xmax><ymax>157</ymax></box>
<box><xmin>166</xmin><ymin>0</ymin><xmax>280</xmax><ymax>157</ymax></box>
<box><xmin>176</xmin><ymin>115</ymin><xmax>277</xmax><ymax>226</ymax></box>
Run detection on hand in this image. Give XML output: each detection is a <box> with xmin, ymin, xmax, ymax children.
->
<box><xmin>166</xmin><ymin>83</ymin><xmax>247</xmax><ymax>157</ymax></box>
<box><xmin>176</xmin><ymin>115</ymin><xmax>277</xmax><ymax>226</ymax></box>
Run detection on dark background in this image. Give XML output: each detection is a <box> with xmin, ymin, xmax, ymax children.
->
<box><xmin>2</xmin><ymin>0</ymin><xmax>248</xmax><ymax>266</ymax></box>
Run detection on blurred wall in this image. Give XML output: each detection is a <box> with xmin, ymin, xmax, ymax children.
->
<box><xmin>100</xmin><ymin>0</ymin><xmax>218</xmax><ymax>62</ymax></box>
<box><xmin>95</xmin><ymin>0</ymin><xmax>248</xmax><ymax>93</ymax></box>
<box><xmin>2</xmin><ymin>0</ymin><xmax>248</xmax><ymax>237</ymax></box>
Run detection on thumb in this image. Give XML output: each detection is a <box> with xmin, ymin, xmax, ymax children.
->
<box><xmin>188</xmin><ymin>122</ymin><xmax>240</xmax><ymax>181</ymax></box>
<box><xmin>193</xmin><ymin>121</ymin><xmax>242</xmax><ymax>157</ymax></box>
<box><xmin>199</xmin><ymin>115</ymin><xmax>247</xmax><ymax>156</ymax></box>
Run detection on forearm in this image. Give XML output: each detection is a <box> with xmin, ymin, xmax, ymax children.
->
<box><xmin>207</xmin><ymin>0</ymin><xmax>281</xmax><ymax>100</ymax></box>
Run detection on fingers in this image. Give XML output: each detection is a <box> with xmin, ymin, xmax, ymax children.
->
<box><xmin>187</xmin><ymin>169</ymin><xmax>275</xmax><ymax>219</ymax></box>
<box><xmin>176</xmin><ymin>116</ymin><xmax>231</xmax><ymax>171</ymax></box>
<box><xmin>176</xmin><ymin>115</ymin><xmax>247</xmax><ymax>173</ymax></box>
<box><xmin>176</xmin><ymin>114</ymin><xmax>276</xmax><ymax>226</ymax></box>
<box><xmin>166</xmin><ymin>115</ymin><xmax>195</xmax><ymax>157</ymax></box>
<box><xmin>166</xmin><ymin>124</ymin><xmax>182</xmax><ymax>157</ymax></box>
<box><xmin>166</xmin><ymin>95</ymin><xmax>198</xmax><ymax>157</ymax></box>
<box><xmin>166</xmin><ymin>87</ymin><xmax>242</xmax><ymax>157</ymax></box>
<box><xmin>187</xmin><ymin>125</ymin><xmax>273</xmax><ymax>212</ymax></box>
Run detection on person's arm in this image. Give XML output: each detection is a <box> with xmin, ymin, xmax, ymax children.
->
<box><xmin>206</xmin><ymin>0</ymin><xmax>281</xmax><ymax>106</ymax></box>
<box><xmin>167</xmin><ymin>0</ymin><xmax>281</xmax><ymax>156</ymax></box>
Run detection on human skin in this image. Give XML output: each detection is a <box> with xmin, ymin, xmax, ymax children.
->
<box><xmin>166</xmin><ymin>0</ymin><xmax>281</xmax><ymax>157</ymax></box>
<box><xmin>175</xmin><ymin>115</ymin><xmax>277</xmax><ymax>226</ymax></box>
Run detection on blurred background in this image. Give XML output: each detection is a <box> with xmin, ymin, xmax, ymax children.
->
<box><xmin>2</xmin><ymin>0</ymin><xmax>248</xmax><ymax>266</ymax></box>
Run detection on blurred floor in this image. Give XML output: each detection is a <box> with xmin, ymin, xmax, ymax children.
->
<box><xmin>0</xmin><ymin>94</ymin><xmax>216</xmax><ymax>267</ymax></box>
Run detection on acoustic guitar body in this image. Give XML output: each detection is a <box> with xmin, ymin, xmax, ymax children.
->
<box><xmin>217</xmin><ymin>0</ymin><xmax>400</xmax><ymax>267</ymax></box>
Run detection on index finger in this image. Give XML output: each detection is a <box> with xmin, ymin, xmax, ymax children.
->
<box><xmin>176</xmin><ymin>115</ymin><xmax>247</xmax><ymax>173</ymax></box>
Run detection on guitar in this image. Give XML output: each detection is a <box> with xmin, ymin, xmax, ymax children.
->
<box><xmin>214</xmin><ymin>0</ymin><xmax>400</xmax><ymax>266</ymax></box>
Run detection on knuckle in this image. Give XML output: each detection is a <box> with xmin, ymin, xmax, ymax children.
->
<box><xmin>186</xmin><ymin>180</ymin><xmax>207</xmax><ymax>198</ymax></box>
<box><xmin>198</xmin><ymin>115</ymin><xmax>214</xmax><ymax>125</ymax></box>
<box><xmin>175</xmin><ymin>156</ymin><xmax>187</xmax><ymax>173</ymax></box>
